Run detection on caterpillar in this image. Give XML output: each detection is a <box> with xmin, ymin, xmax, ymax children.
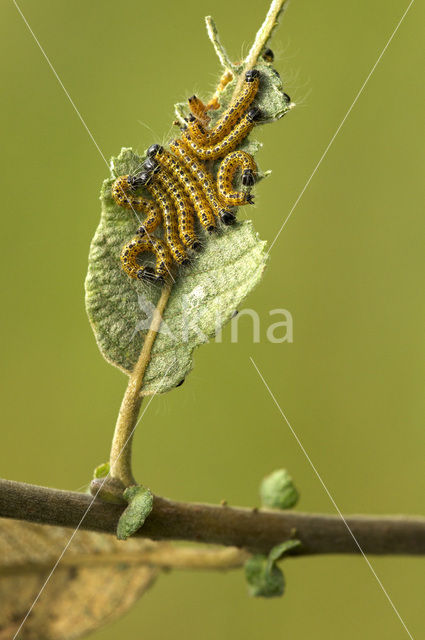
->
<box><xmin>120</xmin><ymin>235</ymin><xmax>172</xmax><ymax>282</ymax></box>
<box><xmin>142</xmin><ymin>175</ymin><xmax>189</xmax><ymax>265</ymax></box>
<box><xmin>113</xmin><ymin>68</ymin><xmax>271</xmax><ymax>284</ymax></box>
<box><xmin>262</xmin><ymin>48</ymin><xmax>274</xmax><ymax>63</ymax></box>
<box><xmin>154</xmin><ymin>169</ymin><xmax>201</xmax><ymax>251</ymax></box>
<box><xmin>180</xmin><ymin>107</ymin><xmax>262</xmax><ymax>161</ymax></box>
<box><xmin>217</xmin><ymin>150</ymin><xmax>257</xmax><ymax>206</ymax></box>
<box><xmin>196</xmin><ymin>69</ymin><xmax>260</xmax><ymax>146</ymax></box>
<box><xmin>185</xmin><ymin>116</ymin><xmax>209</xmax><ymax>145</ymax></box>
<box><xmin>146</xmin><ymin>146</ymin><xmax>217</xmax><ymax>233</ymax></box>
<box><xmin>188</xmin><ymin>95</ymin><xmax>211</xmax><ymax>127</ymax></box>
<box><xmin>111</xmin><ymin>174</ymin><xmax>162</xmax><ymax>235</ymax></box>
<box><xmin>137</xmin><ymin>162</ymin><xmax>200</xmax><ymax>252</ymax></box>
<box><xmin>187</xmin><ymin>67</ymin><xmax>234</xmax><ymax>128</ymax></box>
<box><xmin>169</xmin><ymin>139</ymin><xmax>235</xmax><ymax>225</ymax></box>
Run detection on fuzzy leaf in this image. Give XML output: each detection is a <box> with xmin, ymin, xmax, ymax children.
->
<box><xmin>260</xmin><ymin>469</ymin><xmax>300</xmax><ymax>510</ymax></box>
<box><xmin>93</xmin><ymin>461</ymin><xmax>109</xmax><ymax>479</ymax></box>
<box><xmin>117</xmin><ymin>485</ymin><xmax>154</xmax><ymax>541</ymax></box>
<box><xmin>85</xmin><ymin>63</ymin><xmax>292</xmax><ymax>393</ymax></box>
<box><xmin>245</xmin><ymin>554</ymin><xmax>285</xmax><ymax>598</ymax></box>
<box><xmin>245</xmin><ymin>539</ymin><xmax>301</xmax><ymax>599</ymax></box>
<box><xmin>0</xmin><ymin>518</ymin><xmax>161</xmax><ymax>640</ymax></box>
<box><xmin>267</xmin><ymin>539</ymin><xmax>301</xmax><ymax>569</ymax></box>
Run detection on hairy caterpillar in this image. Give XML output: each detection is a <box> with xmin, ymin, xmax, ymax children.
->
<box><xmin>262</xmin><ymin>48</ymin><xmax>274</xmax><ymax>63</ymax></box>
<box><xmin>155</xmin><ymin>169</ymin><xmax>201</xmax><ymax>251</ymax></box>
<box><xmin>217</xmin><ymin>150</ymin><xmax>257</xmax><ymax>206</ymax></box>
<box><xmin>185</xmin><ymin>69</ymin><xmax>260</xmax><ymax>147</ymax></box>
<box><xmin>137</xmin><ymin>164</ymin><xmax>200</xmax><ymax>251</ymax></box>
<box><xmin>180</xmin><ymin>107</ymin><xmax>262</xmax><ymax>161</ymax></box>
<box><xmin>112</xmin><ymin>174</ymin><xmax>162</xmax><ymax>234</ymax></box>
<box><xmin>196</xmin><ymin>70</ymin><xmax>260</xmax><ymax>146</ymax></box>
<box><xmin>120</xmin><ymin>235</ymin><xmax>172</xmax><ymax>282</ymax></box>
<box><xmin>143</xmin><ymin>177</ymin><xmax>189</xmax><ymax>265</ymax></box>
<box><xmin>169</xmin><ymin>139</ymin><xmax>235</xmax><ymax>225</ymax></box>
<box><xmin>112</xmin><ymin>68</ymin><xmax>280</xmax><ymax>283</ymax></box>
<box><xmin>146</xmin><ymin>146</ymin><xmax>217</xmax><ymax>232</ymax></box>
<box><xmin>188</xmin><ymin>95</ymin><xmax>211</xmax><ymax>127</ymax></box>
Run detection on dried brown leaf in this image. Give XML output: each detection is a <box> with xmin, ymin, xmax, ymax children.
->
<box><xmin>0</xmin><ymin>518</ymin><xmax>162</xmax><ymax>640</ymax></box>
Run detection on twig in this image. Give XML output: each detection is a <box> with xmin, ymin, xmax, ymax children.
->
<box><xmin>108</xmin><ymin>282</ymin><xmax>173</xmax><ymax>489</ymax></box>
<box><xmin>1</xmin><ymin>479</ymin><xmax>424</xmax><ymax>556</ymax></box>
<box><xmin>231</xmin><ymin>0</ymin><xmax>290</xmax><ymax>99</ymax></box>
<box><xmin>1</xmin><ymin>545</ymin><xmax>249</xmax><ymax>577</ymax></box>
<box><xmin>102</xmin><ymin>0</ymin><xmax>290</xmax><ymax>493</ymax></box>
<box><xmin>205</xmin><ymin>16</ymin><xmax>236</xmax><ymax>72</ymax></box>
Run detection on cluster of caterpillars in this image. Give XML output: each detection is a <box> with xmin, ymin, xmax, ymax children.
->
<box><xmin>111</xmin><ymin>67</ymin><xmax>283</xmax><ymax>282</ymax></box>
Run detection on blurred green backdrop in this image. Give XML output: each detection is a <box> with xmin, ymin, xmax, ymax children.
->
<box><xmin>1</xmin><ymin>0</ymin><xmax>424</xmax><ymax>638</ymax></box>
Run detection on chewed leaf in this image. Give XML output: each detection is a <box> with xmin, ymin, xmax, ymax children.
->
<box><xmin>86</xmin><ymin>149</ymin><xmax>266</xmax><ymax>393</ymax></box>
<box><xmin>117</xmin><ymin>485</ymin><xmax>154</xmax><ymax>540</ymax></box>
<box><xmin>85</xmin><ymin>63</ymin><xmax>292</xmax><ymax>394</ymax></box>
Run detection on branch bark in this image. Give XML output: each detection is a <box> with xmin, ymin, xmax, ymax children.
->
<box><xmin>1</xmin><ymin>479</ymin><xmax>424</xmax><ymax>556</ymax></box>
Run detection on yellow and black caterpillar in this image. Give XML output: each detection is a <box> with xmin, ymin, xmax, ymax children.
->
<box><xmin>111</xmin><ymin>68</ymin><xmax>283</xmax><ymax>282</ymax></box>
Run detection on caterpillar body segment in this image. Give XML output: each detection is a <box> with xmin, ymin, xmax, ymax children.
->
<box><xmin>112</xmin><ymin>174</ymin><xmax>162</xmax><ymax>236</ymax></box>
<box><xmin>185</xmin><ymin>118</ymin><xmax>209</xmax><ymax>144</ymax></box>
<box><xmin>112</xmin><ymin>175</ymin><xmax>157</xmax><ymax>214</ymax></box>
<box><xmin>154</xmin><ymin>169</ymin><xmax>200</xmax><ymax>251</ymax></box>
<box><xmin>217</xmin><ymin>150</ymin><xmax>257</xmax><ymax>206</ymax></box>
<box><xmin>147</xmin><ymin>145</ymin><xmax>217</xmax><ymax>233</ymax></box>
<box><xmin>145</xmin><ymin>180</ymin><xmax>188</xmax><ymax>265</ymax></box>
<box><xmin>169</xmin><ymin>139</ymin><xmax>235</xmax><ymax>225</ymax></box>
<box><xmin>135</xmin><ymin>205</ymin><xmax>162</xmax><ymax>236</ymax></box>
<box><xmin>180</xmin><ymin>107</ymin><xmax>262</xmax><ymax>161</ymax></box>
<box><xmin>200</xmin><ymin>70</ymin><xmax>260</xmax><ymax>145</ymax></box>
<box><xmin>120</xmin><ymin>236</ymin><xmax>172</xmax><ymax>282</ymax></box>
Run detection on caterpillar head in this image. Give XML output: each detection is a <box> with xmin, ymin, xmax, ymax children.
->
<box><xmin>220</xmin><ymin>209</ymin><xmax>236</xmax><ymax>226</ymax></box>
<box><xmin>143</xmin><ymin>156</ymin><xmax>160</xmax><ymax>175</ymax></box>
<box><xmin>147</xmin><ymin>144</ymin><xmax>164</xmax><ymax>158</ymax></box>
<box><xmin>245</xmin><ymin>69</ymin><xmax>260</xmax><ymax>82</ymax></box>
<box><xmin>128</xmin><ymin>171</ymin><xmax>152</xmax><ymax>189</ymax></box>
<box><xmin>247</xmin><ymin>107</ymin><xmax>262</xmax><ymax>123</ymax></box>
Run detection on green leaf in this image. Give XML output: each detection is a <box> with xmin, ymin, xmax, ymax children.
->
<box><xmin>85</xmin><ymin>63</ymin><xmax>292</xmax><ymax>394</ymax></box>
<box><xmin>93</xmin><ymin>461</ymin><xmax>110</xmax><ymax>479</ymax></box>
<box><xmin>245</xmin><ymin>555</ymin><xmax>285</xmax><ymax>598</ymax></box>
<box><xmin>267</xmin><ymin>539</ymin><xmax>301</xmax><ymax>571</ymax></box>
<box><xmin>245</xmin><ymin>539</ymin><xmax>301</xmax><ymax>598</ymax></box>
<box><xmin>116</xmin><ymin>485</ymin><xmax>153</xmax><ymax>541</ymax></box>
<box><xmin>260</xmin><ymin>468</ymin><xmax>300</xmax><ymax>509</ymax></box>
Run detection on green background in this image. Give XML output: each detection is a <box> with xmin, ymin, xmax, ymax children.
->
<box><xmin>1</xmin><ymin>0</ymin><xmax>424</xmax><ymax>638</ymax></box>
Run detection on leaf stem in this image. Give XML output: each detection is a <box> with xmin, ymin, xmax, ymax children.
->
<box><xmin>108</xmin><ymin>282</ymin><xmax>173</xmax><ymax>489</ymax></box>
<box><xmin>231</xmin><ymin>0</ymin><xmax>290</xmax><ymax>99</ymax></box>
<box><xmin>205</xmin><ymin>16</ymin><xmax>236</xmax><ymax>72</ymax></box>
<box><xmin>1</xmin><ymin>546</ymin><xmax>249</xmax><ymax>576</ymax></box>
